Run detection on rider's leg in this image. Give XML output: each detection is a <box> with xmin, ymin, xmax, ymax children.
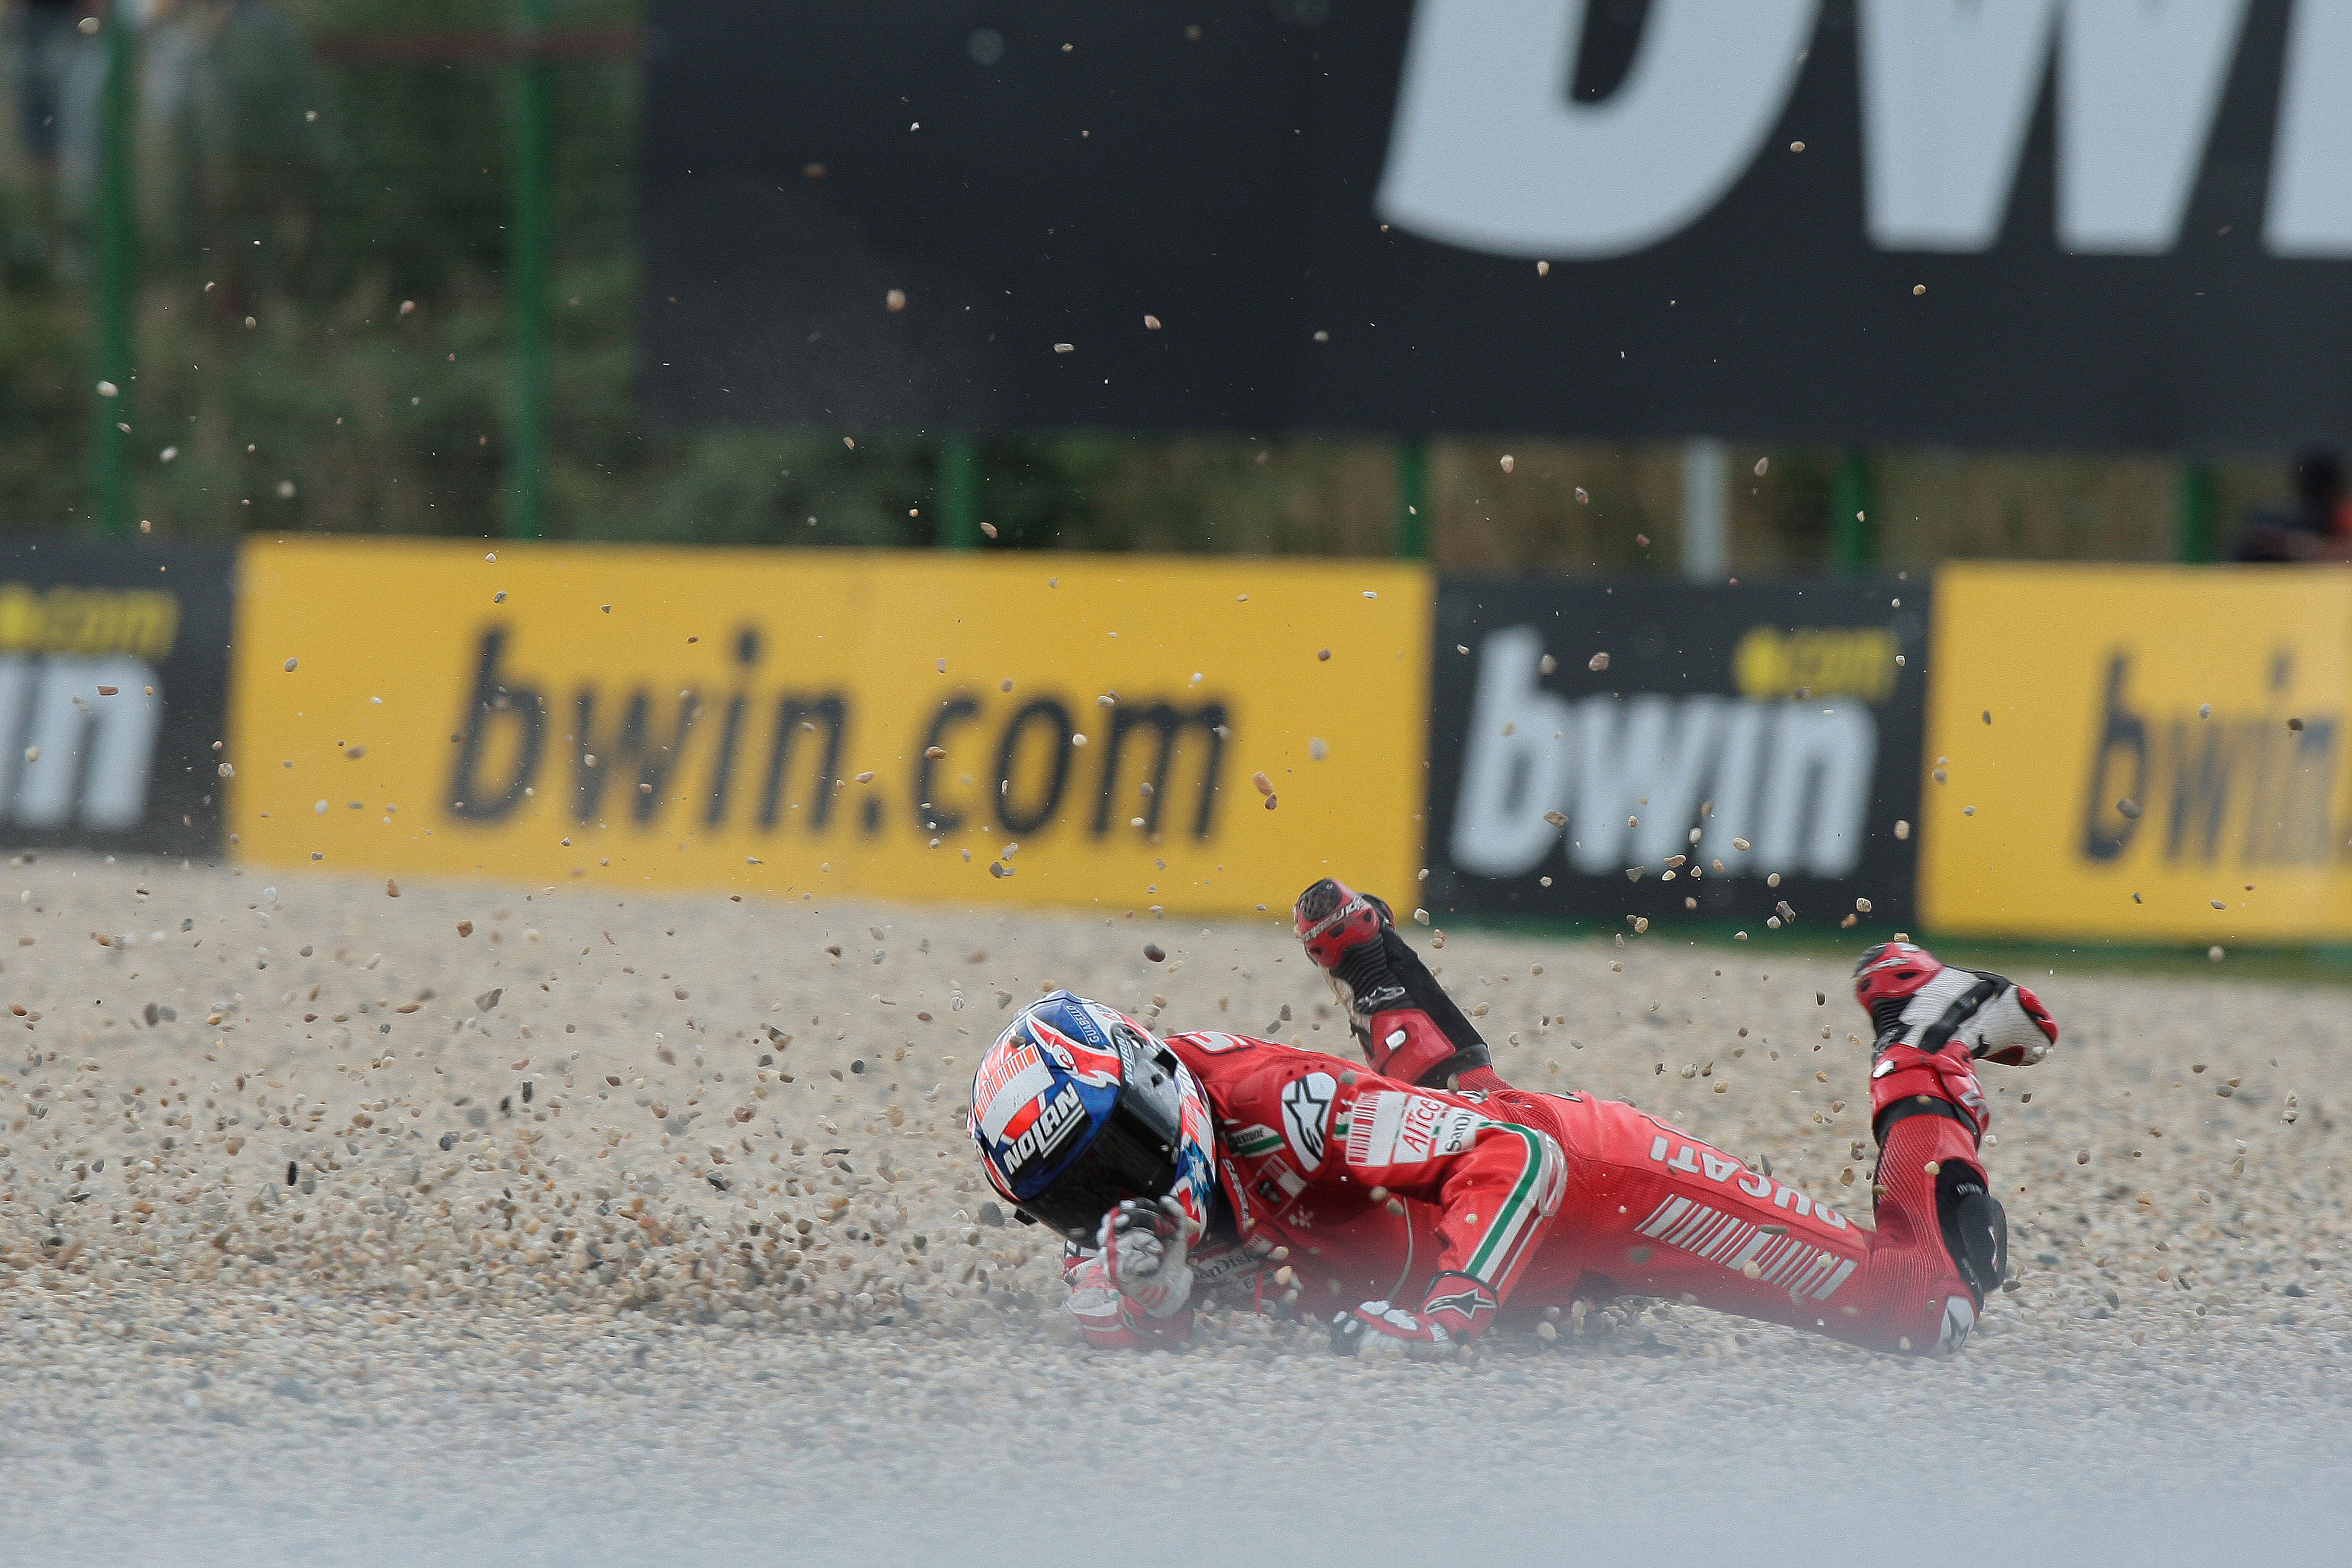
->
<box><xmin>1293</xmin><ymin>878</ymin><xmax>1503</xmax><ymax>1091</ymax></box>
<box><xmin>1540</xmin><ymin>1095</ymin><xmax>1987</xmax><ymax>1356</ymax></box>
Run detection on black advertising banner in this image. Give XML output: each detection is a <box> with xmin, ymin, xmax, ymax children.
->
<box><xmin>1422</xmin><ymin>577</ymin><xmax>1927</xmax><ymax>927</ymax></box>
<box><xmin>645</xmin><ymin>0</ymin><xmax>2352</xmax><ymax>449</ymax></box>
<box><xmin>0</xmin><ymin>543</ymin><xmax>235</xmax><ymax>857</ymax></box>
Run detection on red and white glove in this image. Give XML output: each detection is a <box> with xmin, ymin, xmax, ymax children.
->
<box><xmin>1856</xmin><ymin>943</ymin><xmax>2058</xmax><ymax>1068</ymax></box>
<box><xmin>1099</xmin><ymin>1197</ymin><xmax>1194</xmax><ymax>1320</ymax></box>
<box><xmin>1890</xmin><ymin>967</ymin><xmax>2058</xmax><ymax>1067</ymax></box>
<box><xmin>1960</xmin><ymin>976</ymin><xmax>2057</xmax><ymax>1067</ymax></box>
<box><xmin>1329</xmin><ymin>1273</ymin><xmax>1497</xmax><ymax>1361</ymax></box>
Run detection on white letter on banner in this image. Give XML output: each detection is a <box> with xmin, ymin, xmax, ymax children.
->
<box><xmin>1450</xmin><ymin>627</ymin><xmax>1575</xmax><ymax>877</ymax></box>
<box><xmin>2267</xmin><ymin>0</ymin><xmax>2352</xmax><ymax>256</ymax></box>
<box><xmin>14</xmin><ymin>658</ymin><xmax>162</xmax><ymax>829</ymax></box>
<box><xmin>1376</xmin><ymin>0</ymin><xmax>1816</xmax><ymax>257</ymax></box>
<box><xmin>0</xmin><ymin>660</ymin><xmax>30</xmax><ymax>812</ymax></box>
<box><xmin>1753</xmin><ymin>705</ymin><xmax>1876</xmax><ymax>878</ymax></box>
<box><xmin>1702</xmin><ymin>701</ymin><xmax>1769</xmax><ymax>878</ymax></box>
<box><xmin>1565</xmin><ymin>695</ymin><xmax>1726</xmax><ymax>874</ymax></box>
<box><xmin>1860</xmin><ymin>0</ymin><xmax>2056</xmax><ymax>250</ymax></box>
<box><xmin>2059</xmin><ymin>0</ymin><xmax>2249</xmax><ymax>253</ymax></box>
<box><xmin>1861</xmin><ymin>0</ymin><xmax>2249</xmax><ymax>254</ymax></box>
<box><xmin>1565</xmin><ymin>696</ymin><xmax>1637</xmax><ymax>875</ymax></box>
<box><xmin>1628</xmin><ymin>696</ymin><xmax>1724</xmax><ymax>867</ymax></box>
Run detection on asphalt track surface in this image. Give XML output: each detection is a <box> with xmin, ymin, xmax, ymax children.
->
<box><xmin>0</xmin><ymin>857</ymin><xmax>2342</xmax><ymax>1564</ymax></box>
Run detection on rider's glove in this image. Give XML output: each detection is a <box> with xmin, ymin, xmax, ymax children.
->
<box><xmin>1098</xmin><ymin>1197</ymin><xmax>1193</xmax><ymax>1319</ymax></box>
<box><xmin>1329</xmin><ymin>1273</ymin><xmax>1497</xmax><ymax>1361</ymax></box>
<box><xmin>1888</xmin><ymin>968</ymin><xmax>2057</xmax><ymax>1067</ymax></box>
<box><xmin>1961</xmin><ymin>976</ymin><xmax>2056</xmax><ymax>1066</ymax></box>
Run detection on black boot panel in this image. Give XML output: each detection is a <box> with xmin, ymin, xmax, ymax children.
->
<box><xmin>1936</xmin><ymin>1163</ymin><xmax>2007</xmax><ymax>1304</ymax></box>
<box><xmin>1423</xmin><ymin>1041</ymin><xmax>1495</xmax><ymax>1090</ymax></box>
<box><xmin>1379</xmin><ymin>929</ymin><xmax>1485</xmax><ymax>1049</ymax></box>
<box><xmin>1870</xmin><ymin>1094</ymin><xmax>1976</xmax><ymax>1150</ymax></box>
<box><xmin>1330</xmin><ymin>939</ymin><xmax>1410</xmax><ymax>1016</ymax></box>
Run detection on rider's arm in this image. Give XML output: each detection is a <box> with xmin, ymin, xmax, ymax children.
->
<box><xmin>1328</xmin><ymin>1074</ymin><xmax>1566</xmax><ymax>1307</ymax></box>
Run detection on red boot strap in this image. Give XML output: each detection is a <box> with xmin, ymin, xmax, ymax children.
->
<box><xmin>1367</xmin><ymin>1011</ymin><xmax>1465</xmax><ymax>1089</ymax></box>
<box><xmin>1869</xmin><ymin>1047</ymin><xmax>1987</xmax><ymax>1144</ymax></box>
<box><xmin>1364</xmin><ymin>1020</ymin><xmax>1486</xmax><ymax>1091</ymax></box>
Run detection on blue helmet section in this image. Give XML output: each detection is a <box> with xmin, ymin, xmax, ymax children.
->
<box><xmin>969</xmin><ymin>990</ymin><xmax>1215</xmax><ymax>1240</ymax></box>
<box><xmin>971</xmin><ymin>991</ymin><xmax>1131</xmax><ymax>1205</ymax></box>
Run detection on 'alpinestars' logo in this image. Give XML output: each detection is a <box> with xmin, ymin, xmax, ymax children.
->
<box><xmin>1281</xmin><ymin>1073</ymin><xmax>1336</xmax><ymax>1170</ymax></box>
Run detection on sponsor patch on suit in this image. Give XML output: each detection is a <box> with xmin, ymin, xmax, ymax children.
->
<box><xmin>1344</xmin><ymin>1089</ymin><xmax>1484</xmax><ymax>1168</ymax></box>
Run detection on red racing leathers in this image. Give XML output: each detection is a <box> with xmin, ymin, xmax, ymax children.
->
<box><xmin>1063</xmin><ymin>1032</ymin><xmax>1989</xmax><ymax>1357</ymax></box>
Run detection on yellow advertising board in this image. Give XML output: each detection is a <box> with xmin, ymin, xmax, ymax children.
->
<box><xmin>228</xmin><ymin>540</ymin><xmax>1428</xmax><ymax>915</ymax></box>
<box><xmin>1921</xmin><ymin>564</ymin><xmax>2352</xmax><ymax>941</ymax></box>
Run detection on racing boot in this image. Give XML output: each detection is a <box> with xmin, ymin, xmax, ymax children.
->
<box><xmin>1855</xmin><ymin>938</ymin><xmax>2058</xmax><ymax>1145</ymax></box>
<box><xmin>1293</xmin><ymin>878</ymin><xmax>1499</xmax><ymax>1091</ymax></box>
<box><xmin>1854</xmin><ymin>939</ymin><xmax>2056</xmax><ymax>1318</ymax></box>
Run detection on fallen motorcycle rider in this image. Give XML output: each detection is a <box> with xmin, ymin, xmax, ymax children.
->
<box><xmin>968</xmin><ymin>878</ymin><xmax>2057</xmax><ymax>1360</ymax></box>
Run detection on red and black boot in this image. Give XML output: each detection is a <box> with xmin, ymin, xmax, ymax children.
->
<box><xmin>1854</xmin><ymin>940</ymin><xmax>2057</xmax><ymax>1309</ymax></box>
<box><xmin>1292</xmin><ymin>878</ymin><xmax>1501</xmax><ymax>1091</ymax></box>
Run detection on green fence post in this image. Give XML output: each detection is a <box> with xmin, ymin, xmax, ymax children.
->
<box><xmin>1832</xmin><ymin>449</ymin><xmax>1874</xmax><ymax>571</ymax></box>
<box><xmin>90</xmin><ymin>1</ymin><xmax>137</xmax><ymax>539</ymax></box>
<box><xmin>502</xmin><ymin>0</ymin><xmax>552</xmax><ymax>540</ymax></box>
<box><xmin>2175</xmin><ymin>458</ymin><xmax>2216</xmax><ymax>563</ymax></box>
<box><xmin>1397</xmin><ymin>437</ymin><xmax>1428</xmax><ymax>560</ymax></box>
<box><xmin>938</xmin><ymin>435</ymin><xmax>981</xmax><ymax>548</ymax></box>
